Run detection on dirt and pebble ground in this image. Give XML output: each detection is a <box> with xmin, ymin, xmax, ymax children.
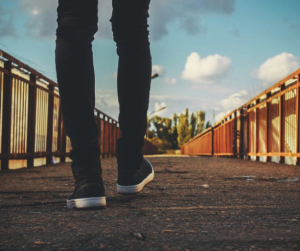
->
<box><xmin>0</xmin><ymin>156</ymin><xmax>299</xmax><ymax>251</ymax></box>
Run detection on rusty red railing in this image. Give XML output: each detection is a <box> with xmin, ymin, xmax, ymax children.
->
<box><xmin>182</xmin><ymin>68</ymin><xmax>300</xmax><ymax>165</ymax></box>
<box><xmin>0</xmin><ymin>49</ymin><xmax>156</xmax><ymax>170</ymax></box>
<box><xmin>181</xmin><ymin>127</ymin><xmax>213</xmax><ymax>156</ymax></box>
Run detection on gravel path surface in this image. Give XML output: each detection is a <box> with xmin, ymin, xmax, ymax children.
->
<box><xmin>0</xmin><ymin>156</ymin><xmax>299</xmax><ymax>251</ymax></box>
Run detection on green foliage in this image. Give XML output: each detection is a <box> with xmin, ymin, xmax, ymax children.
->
<box><xmin>205</xmin><ymin>121</ymin><xmax>212</xmax><ymax>129</ymax></box>
<box><xmin>175</xmin><ymin>108</ymin><xmax>206</xmax><ymax>147</ymax></box>
<box><xmin>189</xmin><ymin>112</ymin><xmax>196</xmax><ymax>138</ymax></box>
<box><xmin>195</xmin><ymin>111</ymin><xmax>205</xmax><ymax>135</ymax></box>
<box><xmin>176</xmin><ymin>110</ymin><xmax>190</xmax><ymax>147</ymax></box>
<box><xmin>148</xmin><ymin>108</ymin><xmax>207</xmax><ymax>150</ymax></box>
<box><xmin>149</xmin><ymin>115</ymin><xmax>178</xmax><ymax>150</ymax></box>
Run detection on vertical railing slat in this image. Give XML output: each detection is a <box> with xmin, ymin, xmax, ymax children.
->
<box><xmin>296</xmin><ymin>75</ymin><xmax>300</xmax><ymax>165</ymax></box>
<box><xmin>266</xmin><ymin>94</ymin><xmax>271</xmax><ymax>162</ymax></box>
<box><xmin>46</xmin><ymin>85</ymin><xmax>54</xmax><ymax>165</ymax></box>
<box><xmin>27</xmin><ymin>74</ymin><xmax>37</xmax><ymax>167</ymax></box>
<box><xmin>255</xmin><ymin>102</ymin><xmax>259</xmax><ymax>161</ymax></box>
<box><xmin>239</xmin><ymin>108</ymin><xmax>245</xmax><ymax>159</ymax></box>
<box><xmin>1</xmin><ymin>61</ymin><xmax>12</xmax><ymax>170</ymax></box>
<box><xmin>233</xmin><ymin>111</ymin><xmax>237</xmax><ymax>157</ymax></box>
<box><xmin>211</xmin><ymin>127</ymin><xmax>214</xmax><ymax>157</ymax></box>
<box><xmin>279</xmin><ymin>85</ymin><xmax>285</xmax><ymax>163</ymax></box>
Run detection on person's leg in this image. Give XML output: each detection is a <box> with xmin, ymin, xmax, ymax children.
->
<box><xmin>111</xmin><ymin>0</ymin><xmax>152</xmax><ymax>164</ymax></box>
<box><xmin>55</xmin><ymin>0</ymin><xmax>105</xmax><ymax>208</ymax></box>
<box><xmin>110</xmin><ymin>0</ymin><xmax>154</xmax><ymax>194</ymax></box>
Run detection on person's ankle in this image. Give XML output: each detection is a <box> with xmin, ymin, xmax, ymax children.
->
<box><xmin>74</xmin><ymin>173</ymin><xmax>103</xmax><ymax>185</ymax></box>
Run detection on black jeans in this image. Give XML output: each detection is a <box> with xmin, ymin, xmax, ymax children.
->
<box><xmin>55</xmin><ymin>0</ymin><xmax>152</xmax><ymax>181</ymax></box>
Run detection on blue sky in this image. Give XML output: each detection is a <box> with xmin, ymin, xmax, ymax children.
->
<box><xmin>1</xmin><ymin>0</ymin><xmax>300</xmax><ymax>123</ymax></box>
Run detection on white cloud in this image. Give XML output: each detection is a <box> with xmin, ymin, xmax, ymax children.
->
<box><xmin>111</xmin><ymin>65</ymin><xmax>176</xmax><ymax>84</ymax></box>
<box><xmin>152</xmin><ymin>65</ymin><xmax>165</xmax><ymax>76</ymax></box>
<box><xmin>152</xmin><ymin>65</ymin><xmax>177</xmax><ymax>84</ymax></box>
<box><xmin>181</xmin><ymin>52</ymin><xmax>231</xmax><ymax>84</ymax></box>
<box><xmin>253</xmin><ymin>52</ymin><xmax>300</xmax><ymax>87</ymax></box>
<box><xmin>149</xmin><ymin>94</ymin><xmax>213</xmax><ymax>120</ymax></box>
<box><xmin>219</xmin><ymin>90</ymin><xmax>248</xmax><ymax>111</ymax></box>
<box><xmin>215</xmin><ymin>90</ymin><xmax>248</xmax><ymax>122</ymax></box>
<box><xmin>164</xmin><ymin>76</ymin><xmax>177</xmax><ymax>84</ymax></box>
<box><xmin>151</xmin><ymin>94</ymin><xmax>195</xmax><ymax>101</ymax></box>
<box><xmin>151</xmin><ymin>102</ymin><xmax>167</xmax><ymax>116</ymax></box>
<box><xmin>32</xmin><ymin>8</ymin><xmax>39</xmax><ymax>15</ymax></box>
<box><xmin>95</xmin><ymin>89</ymin><xmax>118</xmax><ymax>107</ymax></box>
<box><xmin>95</xmin><ymin>89</ymin><xmax>119</xmax><ymax>119</ymax></box>
<box><xmin>215</xmin><ymin>112</ymin><xmax>226</xmax><ymax>122</ymax></box>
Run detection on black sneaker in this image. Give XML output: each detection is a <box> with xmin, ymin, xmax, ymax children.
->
<box><xmin>67</xmin><ymin>178</ymin><xmax>106</xmax><ymax>209</ymax></box>
<box><xmin>117</xmin><ymin>158</ymin><xmax>154</xmax><ymax>194</ymax></box>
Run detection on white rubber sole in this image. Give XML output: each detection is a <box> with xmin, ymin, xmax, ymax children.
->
<box><xmin>117</xmin><ymin>164</ymin><xmax>154</xmax><ymax>194</ymax></box>
<box><xmin>66</xmin><ymin>197</ymin><xmax>106</xmax><ymax>209</ymax></box>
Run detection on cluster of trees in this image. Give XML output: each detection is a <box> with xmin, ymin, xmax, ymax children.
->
<box><xmin>147</xmin><ymin>108</ymin><xmax>212</xmax><ymax>151</ymax></box>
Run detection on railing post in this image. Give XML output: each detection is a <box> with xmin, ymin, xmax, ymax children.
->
<box><xmin>266</xmin><ymin>93</ymin><xmax>271</xmax><ymax>162</ymax></box>
<box><xmin>108</xmin><ymin>118</ymin><xmax>112</xmax><ymax>156</ymax></box>
<box><xmin>110</xmin><ymin>119</ymin><xmax>113</xmax><ymax>157</ymax></box>
<box><xmin>255</xmin><ymin>100</ymin><xmax>260</xmax><ymax>162</ymax></box>
<box><xmin>102</xmin><ymin>116</ymin><xmax>106</xmax><ymax>158</ymax></box>
<box><xmin>1</xmin><ymin>61</ymin><xmax>12</xmax><ymax>170</ymax></box>
<box><xmin>46</xmin><ymin>85</ymin><xmax>54</xmax><ymax>165</ymax></box>
<box><xmin>279</xmin><ymin>85</ymin><xmax>285</xmax><ymax>164</ymax></box>
<box><xmin>211</xmin><ymin>127</ymin><xmax>214</xmax><ymax>157</ymax></box>
<box><xmin>26</xmin><ymin>73</ymin><xmax>37</xmax><ymax>168</ymax></box>
<box><xmin>247</xmin><ymin>105</ymin><xmax>251</xmax><ymax>160</ymax></box>
<box><xmin>233</xmin><ymin>111</ymin><xmax>237</xmax><ymax>158</ymax></box>
<box><xmin>117</xmin><ymin>123</ymin><xmax>120</xmax><ymax>156</ymax></box>
<box><xmin>239</xmin><ymin>108</ymin><xmax>244</xmax><ymax>159</ymax></box>
<box><xmin>96</xmin><ymin>112</ymin><xmax>102</xmax><ymax>156</ymax></box>
<box><xmin>223</xmin><ymin>120</ymin><xmax>225</xmax><ymax>155</ymax></box>
<box><xmin>112</xmin><ymin>121</ymin><xmax>116</xmax><ymax>156</ymax></box>
<box><xmin>114</xmin><ymin>122</ymin><xmax>117</xmax><ymax>156</ymax></box>
<box><xmin>296</xmin><ymin>74</ymin><xmax>300</xmax><ymax>165</ymax></box>
<box><xmin>95</xmin><ymin>113</ymin><xmax>102</xmax><ymax>158</ymax></box>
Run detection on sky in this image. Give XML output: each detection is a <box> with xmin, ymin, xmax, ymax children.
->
<box><xmin>1</xmin><ymin>0</ymin><xmax>300</xmax><ymax>123</ymax></box>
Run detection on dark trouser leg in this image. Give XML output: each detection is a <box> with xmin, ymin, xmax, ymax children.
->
<box><xmin>55</xmin><ymin>0</ymin><xmax>101</xmax><ymax>181</ymax></box>
<box><xmin>111</xmin><ymin>0</ymin><xmax>152</xmax><ymax>166</ymax></box>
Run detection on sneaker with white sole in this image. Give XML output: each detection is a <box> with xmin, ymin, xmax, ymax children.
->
<box><xmin>67</xmin><ymin>178</ymin><xmax>106</xmax><ymax>209</ymax></box>
<box><xmin>117</xmin><ymin>158</ymin><xmax>154</xmax><ymax>194</ymax></box>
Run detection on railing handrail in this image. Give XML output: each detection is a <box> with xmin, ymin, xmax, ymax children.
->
<box><xmin>182</xmin><ymin>67</ymin><xmax>300</xmax><ymax>165</ymax></box>
<box><xmin>0</xmin><ymin>49</ymin><xmax>120</xmax><ymax>124</ymax></box>
<box><xmin>94</xmin><ymin>107</ymin><xmax>118</xmax><ymax>124</ymax></box>
<box><xmin>215</xmin><ymin>68</ymin><xmax>300</xmax><ymax>126</ymax></box>
<box><xmin>181</xmin><ymin>127</ymin><xmax>212</xmax><ymax>147</ymax></box>
<box><xmin>0</xmin><ymin>49</ymin><xmax>58</xmax><ymax>89</ymax></box>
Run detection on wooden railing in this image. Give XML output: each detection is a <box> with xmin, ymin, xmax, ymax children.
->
<box><xmin>0</xmin><ymin>49</ymin><xmax>157</xmax><ymax>170</ymax></box>
<box><xmin>181</xmin><ymin>68</ymin><xmax>300</xmax><ymax>165</ymax></box>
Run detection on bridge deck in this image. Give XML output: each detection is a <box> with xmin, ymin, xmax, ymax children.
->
<box><xmin>0</xmin><ymin>156</ymin><xmax>299</xmax><ymax>250</ymax></box>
